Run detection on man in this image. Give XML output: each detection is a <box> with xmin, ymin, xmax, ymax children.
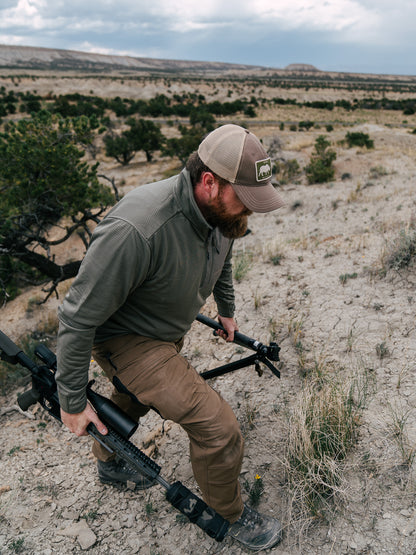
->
<box><xmin>56</xmin><ymin>124</ymin><xmax>285</xmax><ymax>551</ymax></box>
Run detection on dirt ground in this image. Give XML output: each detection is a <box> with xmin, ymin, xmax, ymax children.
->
<box><xmin>0</xmin><ymin>74</ymin><xmax>415</xmax><ymax>554</ymax></box>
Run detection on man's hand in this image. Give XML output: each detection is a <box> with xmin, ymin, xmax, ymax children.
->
<box><xmin>61</xmin><ymin>403</ymin><xmax>108</xmax><ymax>437</ymax></box>
<box><xmin>217</xmin><ymin>315</ymin><xmax>239</xmax><ymax>342</ymax></box>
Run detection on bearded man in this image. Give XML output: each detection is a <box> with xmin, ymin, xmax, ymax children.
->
<box><xmin>55</xmin><ymin>124</ymin><xmax>285</xmax><ymax>551</ymax></box>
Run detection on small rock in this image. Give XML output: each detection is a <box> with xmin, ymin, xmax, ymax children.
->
<box><xmin>58</xmin><ymin>520</ymin><xmax>96</xmax><ymax>550</ymax></box>
<box><xmin>400</xmin><ymin>509</ymin><xmax>412</xmax><ymax>517</ymax></box>
<box><xmin>123</xmin><ymin>514</ymin><xmax>135</xmax><ymax>528</ymax></box>
<box><xmin>61</xmin><ymin>509</ymin><xmax>79</xmax><ymax>520</ymax></box>
<box><xmin>59</xmin><ymin>521</ymin><xmax>85</xmax><ymax>537</ymax></box>
<box><xmin>126</xmin><ymin>479</ymin><xmax>136</xmax><ymax>490</ymax></box>
<box><xmin>77</xmin><ymin>526</ymin><xmax>97</xmax><ymax>550</ymax></box>
<box><xmin>59</xmin><ymin>495</ymin><xmax>78</xmax><ymax>508</ymax></box>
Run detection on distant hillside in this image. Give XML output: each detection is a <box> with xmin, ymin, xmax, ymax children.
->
<box><xmin>2</xmin><ymin>44</ymin><xmax>413</xmax><ymax>85</ymax></box>
<box><xmin>0</xmin><ymin>44</ymin><xmax>271</xmax><ymax>75</ymax></box>
<box><xmin>285</xmin><ymin>63</ymin><xmax>319</xmax><ymax>72</ymax></box>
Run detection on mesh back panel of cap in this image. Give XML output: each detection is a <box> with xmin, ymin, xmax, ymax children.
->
<box><xmin>236</xmin><ymin>132</ymin><xmax>268</xmax><ymax>187</ymax></box>
<box><xmin>199</xmin><ymin>126</ymin><xmax>245</xmax><ymax>182</ymax></box>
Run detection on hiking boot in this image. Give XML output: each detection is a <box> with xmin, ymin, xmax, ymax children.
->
<box><xmin>227</xmin><ymin>504</ymin><xmax>282</xmax><ymax>551</ymax></box>
<box><xmin>97</xmin><ymin>458</ymin><xmax>156</xmax><ymax>490</ymax></box>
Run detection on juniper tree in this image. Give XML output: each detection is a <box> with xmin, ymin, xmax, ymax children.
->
<box><xmin>0</xmin><ymin>110</ymin><xmax>114</xmax><ymax>303</ymax></box>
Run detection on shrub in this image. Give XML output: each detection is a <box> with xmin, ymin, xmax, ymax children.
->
<box><xmin>383</xmin><ymin>228</ymin><xmax>416</xmax><ymax>271</ymax></box>
<box><xmin>274</xmin><ymin>158</ymin><xmax>301</xmax><ymax>185</ymax></box>
<box><xmin>283</xmin><ymin>369</ymin><xmax>368</xmax><ymax>520</ymax></box>
<box><xmin>345</xmin><ymin>131</ymin><xmax>374</xmax><ymax>149</ymax></box>
<box><xmin>0</xmin><ymin>111</ymin><xmax>114</xmax><ymax>302</ymax></box>
<box><xmin>305</xmin><ymin>136</ymin><xmax>336</xmax><ymax>184</ymax></box>
<box><xmin>299</xmin><ymin>120</ymin><xmax>314</xmax><ymax>131</ymax></box>
<box><xmin>105</xmin><ymin>118</ymin><xmax>164</xmax><ymax>165</ymax></box>
<box><xmin>233</xmin><ymin>251</ymin><xmax>253</xmax><ymax>282</ymax></box>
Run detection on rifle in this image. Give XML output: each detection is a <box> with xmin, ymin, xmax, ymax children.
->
<box><xmin>0</xmin><ymin>318</ymin><xmax>280</xmax><ymax>542</ymax></box>
<box><xmin>0</xmin><ymin>329</ymin><xmax>229</xmax><ymax>542</ymax></box>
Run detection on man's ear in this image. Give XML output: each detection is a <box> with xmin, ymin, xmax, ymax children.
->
<box><xmin>201</xmin><ymin>171</ymin><xmax>219</xmax><ymax>199</ymax></box>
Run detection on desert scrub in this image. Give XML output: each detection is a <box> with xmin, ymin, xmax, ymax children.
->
<box><xmin>339</xmin><ymin>272</ymin><xmax>358</xmax><ymax>285</ymax></box>
<box><xmin>387</xmin><ymin>402</ymin><xmax>415</xmax><ymax>469</ymax></box>
<box><xmin>239</xmin><ymin>396</ymin><xmax>259</xmax><ymax>437</ymax></box>
<box><xmin>7</xmin><ymin>537</ymin><xmax>25</xmax><ymax>553</ymax></box>
<box><xmin>369</xmin><ymin>165</ymin><xmax>388</xmax><ymax>179</ymax></box>
<box><xmin>305</xmin><ymin>135</ymin><xmax>336</xmax><ymax>184</ymax></box>
<box><xmin>264</xmin><ymin>237</ymin><xmax>285</xmax><ymax>266</ymax></box>
<box><xmin>233</xmin><ymin>250</ymin><xmax>253</xmax><ymax>282</ymax></box>
<box><xmin>345</xmin><ymin>131</ymin><xmax>374</xmax><ymax>149</ymax></box>
<box><xmin>244</xmin><ymin>473</ymin><xmax>265</xmax><ymax>507</ymax></box>
<box><xmin>382</xmin><ymin>227</ymin><xmax>416</xmax><ymax>271</ymax></box>
<box><xmin>283</xmin><ymin>371</ymin><xmax>366</xmax><ymax>521</ymax></box>
<box><xmin>274</xmin><ymin>158</ymin><xmax>301</xmax><ymax>185</ymax></box>
<box><xmin>375</xmin><ymin>341</ymin><xmax>389</xmax><ymax>360</ymax></box>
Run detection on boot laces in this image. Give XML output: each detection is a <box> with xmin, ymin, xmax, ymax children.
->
<box><xmin>238</xmin><ymin>505</ymin><xmax>263</xmax><ymax>529</ymax></box>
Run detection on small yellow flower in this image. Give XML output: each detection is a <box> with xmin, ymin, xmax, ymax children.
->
<box><xmin>255</xmin><ymin>474</ymin><xmax>261</xmax><ymax>480</ymax></box>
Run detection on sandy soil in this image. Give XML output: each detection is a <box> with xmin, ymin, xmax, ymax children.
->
<box><xmin>0</xmin><ymin>75</ymin><xmax>415</xmax><ymax>554</ymax></box>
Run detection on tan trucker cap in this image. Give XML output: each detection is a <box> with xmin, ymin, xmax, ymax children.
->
<box><xmin>198</xmin><ymin>124</ymin><xmax>285</xmax><ymax>213</ymax></box>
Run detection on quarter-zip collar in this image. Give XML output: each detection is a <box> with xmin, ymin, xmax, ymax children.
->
<box><xmin>174</xmin><ymin>169</ymin><xmax>212</xmax><ymax>241</ymax></box>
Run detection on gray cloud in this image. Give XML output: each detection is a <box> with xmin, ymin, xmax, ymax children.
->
<box><xmin>0</xmin><ymin>0</ymin><xmax>414</xmax><ymax>74</ymax></box>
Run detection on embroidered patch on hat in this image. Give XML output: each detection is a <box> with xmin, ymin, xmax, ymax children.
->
<box><xmin>255</xmin><ymin>158</ymin><xmax>272</xmax><ymax>182</ymax></box>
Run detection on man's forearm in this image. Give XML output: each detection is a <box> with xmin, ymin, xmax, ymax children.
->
<box><xmin>213</xmin><ymin>246</ymin><xmax>235</xmax><ymax>317</ymax></box>
<box><xmin>56</xmin><ymin>315</ymin><xmax>96</xmax><ymax>413</ymax></box>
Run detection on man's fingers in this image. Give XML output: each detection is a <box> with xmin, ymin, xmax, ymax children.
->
<box><xmin>93</xmin><ymin>416</ymin><xmax>108</xmax><ymax>436</ymax></box>
<box><xmin>75</xmin><ymin>425</ymin><xmax>89</xmax><ymax>437</ymax></box>
<box><xmin>60</xmin><ymin>405</ymin><xmax>108</xmax><ymax>437</ymax></box>
<box><xmin>87</xmin><ymin>406</ymin><xmax>108</xmax><ymax>435</ymax></box>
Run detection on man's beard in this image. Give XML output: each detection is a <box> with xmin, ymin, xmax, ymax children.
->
<box><xmin>203</xmin><ymin>196</ymin><xmax>252</xmax><ymax>239</ymax></box>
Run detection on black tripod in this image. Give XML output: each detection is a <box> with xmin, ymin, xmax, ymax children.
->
<box><xmin>196</xmin><ymin>313</ymin><xmax>281</xmax><ymax>380</ymax></box>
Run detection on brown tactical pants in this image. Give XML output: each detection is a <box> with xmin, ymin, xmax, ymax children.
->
<box><xmin>91</xmin><ymin>334</ymin><xmax>244</xmax><ymax>523</ymax></box>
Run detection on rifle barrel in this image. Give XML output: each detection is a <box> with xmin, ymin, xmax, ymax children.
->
<box><xmin>0</xmin><ymin>329</ymin><xmax>38</xmax><ymax>371</ymax></box>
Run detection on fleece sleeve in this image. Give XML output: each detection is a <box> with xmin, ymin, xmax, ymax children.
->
<box><xmin>212</xmin><ymin>244</ymin><xmax>235</xmax><ymax>318</ymax></box>
<box><xmin>55</xmin><ymin>217</ymin><xmax>150</xmax><ymax>413</ymax></box>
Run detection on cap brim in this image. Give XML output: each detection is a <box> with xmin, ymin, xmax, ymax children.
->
<box><xmin>232</xmin><ymin>182</ymin><xmax>285</xmax><ymax>213</ymax></box>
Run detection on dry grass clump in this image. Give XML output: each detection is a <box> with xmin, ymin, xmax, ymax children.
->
<box><xmin>387</xmin><ymin>401</ymin><xmax>416</xmax><ymax>469</ymax></box>
<box><xmin>283</xmin><ymin>369</ymin><xmax>367</xmax><ymax>524</ymax></box>
<box><xmin>378</xmin><ymin>218</ymin><xmax>416</xmax><ymax>274</ymax></box>
<box><xmin>383</xmin><ymin>228</ymin><xmax>416</xmax><ymax>271</ymax></box>
<box><xmin>368</xmin><ymin>219</ymin><xmax>416</xmax><ymax>278</ymax></box>
<box><xmin>263</xmin><ymin>236</ymin><xmax>286</xmax><ymax>266</ymax></box>
<box><xmin>233</xmin><ymin>250</ymin><xmax>254</xmax><ymax>282</ymax></box>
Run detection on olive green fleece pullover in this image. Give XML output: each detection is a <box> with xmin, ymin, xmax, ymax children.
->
<box><xmin>56</xmin><ymin>169</ymin><xmax>235</xmax><ymax>413</ymax></box>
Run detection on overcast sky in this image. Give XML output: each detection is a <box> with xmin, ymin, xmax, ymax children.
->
<box><xmin>1</xmin><ymin>0</ymin><xmax>415</xmax><ymax>76</ymax></box>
